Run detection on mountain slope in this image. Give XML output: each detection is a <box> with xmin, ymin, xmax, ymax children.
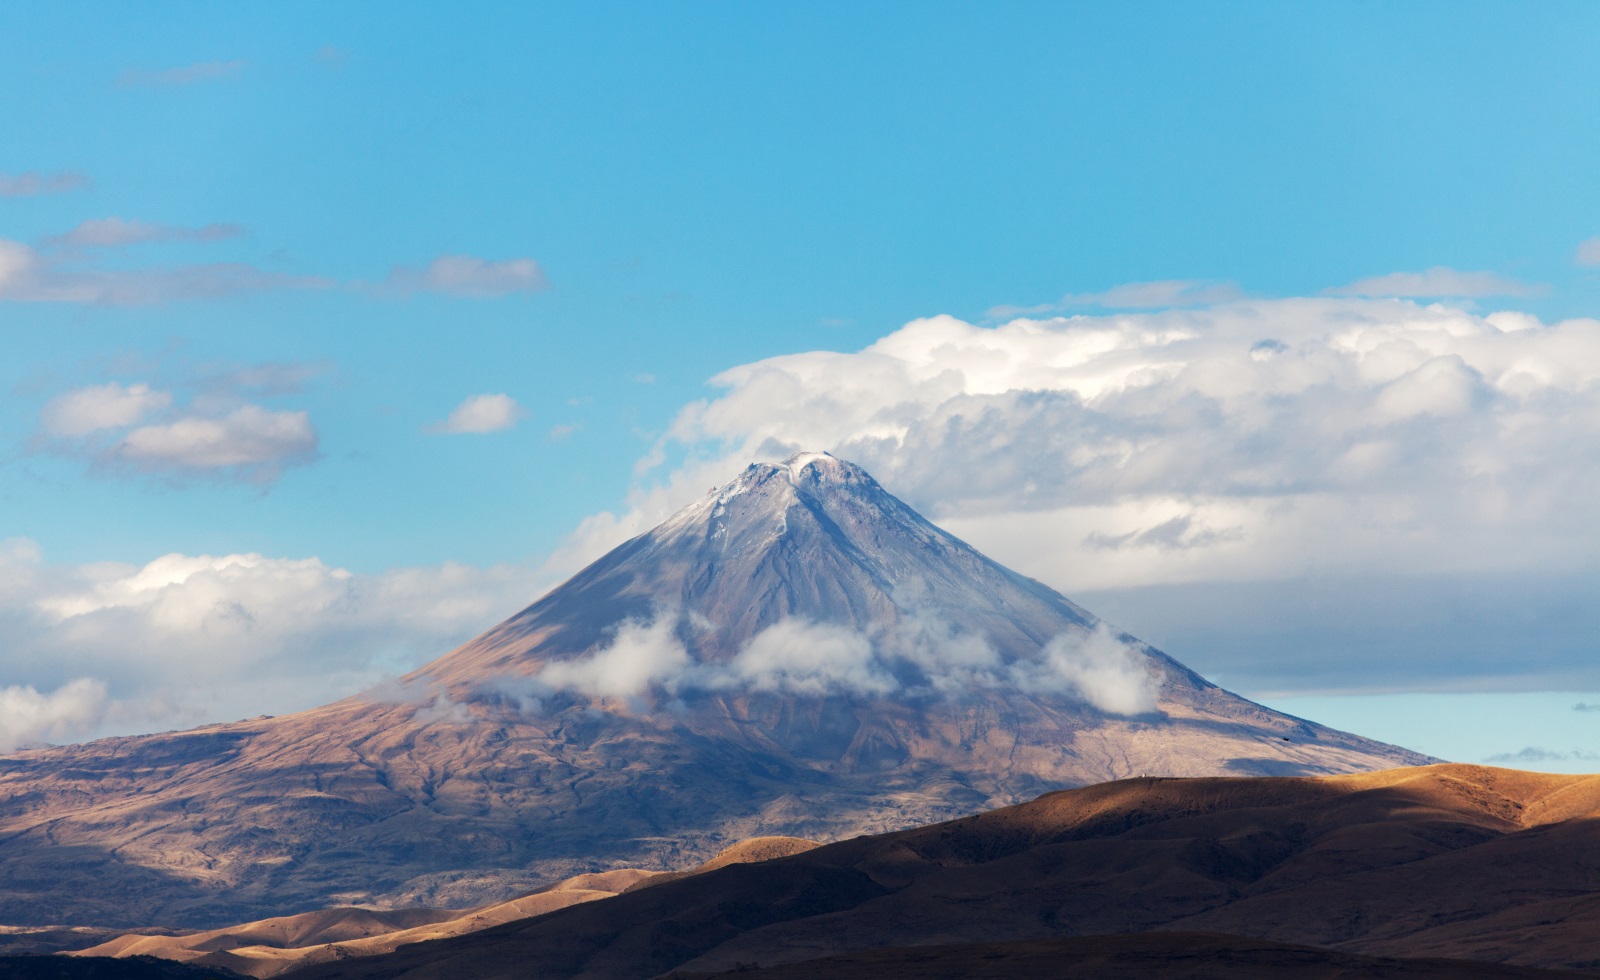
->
<box><xmin>0</xmin><ymin>453</ymin><xmax>1426</xmax><ymax>926</ymax></box>
<box><xmin>70</xmin><ymin>838</ymin><xmax>819</xmax><ymax>978</ymax></box>
<box><xmin>291</xmin><ymin>764</ymin><xmax>1600</xmax><ymax>980</ymax></box>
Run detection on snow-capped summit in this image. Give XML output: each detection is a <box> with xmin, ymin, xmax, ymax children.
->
<box><xmin>433</xmin><ymin>450</ymin><xmax>1123</xmax><ymax>692</ymax></box>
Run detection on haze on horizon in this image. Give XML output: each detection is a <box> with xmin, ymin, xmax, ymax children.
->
<box><xmin>2</xmin><ymin>2</ymin><xmax>1598</xmax><ymax>772</ymax></box>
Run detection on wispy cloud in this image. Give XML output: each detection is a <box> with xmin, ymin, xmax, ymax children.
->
<box><xmin>1085</xmin><ymin>515</ymin><xmax>1245</xmax><ymax>552</ymax></box>
<box><xmin>6</xmin><ymin>226</ymin><xmax>548</xmax><ymax>307</ymax></box>
<box><xmin>1485</xmin><ymin>746</ymin><xmax>1600</xmax><ymax>763</ymax></box>
<box><xmin>0</xmin><ymin>238</ymin><xmax>329</xmax><ymax>305</ymax></box>
<box><xmin>988</xmin><ymin>279</ymin><xmax>1243</xmax><ymax>318</ymax></box>
<box><xmin>1577</xmin><ymin>238</ymin><xmax>1600</xmax><ymax>267</ymax></box>
<box><xmin>1328</xmin><ymin>266</ymin><xmax>1538</xmax><ymax>298</ymax></box>
<box><xmin>0</xmin><ymin>171</ymin><xmax>91</xmax><ymax>197</ymax></box>
<box><xmin>198</xmin><ymin>361</ymin><xmax>331</xmax><ymax>398</ymax></box>
<box><xmin>45</xmin><ymin>218</ymin><xmax>244</xmax><ymax>249</ymax></box>
<box><xmin>427</xmin><ymin>393</ymin><xmax>526</xmax><ymax>435</ymax></box>
<box><xmin>118</xmin><ymin>60</ymin><xmax>247</xmax><ymax>88</ymax></box>
<box><xmin>377</xmin><ymin>254</ymin><xmax>549</xmax><ymax>298</ymax></box>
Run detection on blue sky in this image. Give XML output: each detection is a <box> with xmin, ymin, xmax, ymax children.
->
<box><xmin>3</xmin><ymin>2</ymin><xmax>1599</xmax><ymax>769</ymax></box>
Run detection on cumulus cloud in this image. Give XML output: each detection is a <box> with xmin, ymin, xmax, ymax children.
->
<box><xmin>427</xmin><ymin>394</ymin><xmax>526</xmax><ymax>434</ymax></box>
<box><xmin>0</xmin><ymin>171</ymin><xmax>90</xmax><ymax>197</ymax></box>
<box><xmin>379</xmin><ymin>255</ymin><xmax>549</xmax><ymax>298</ymax></box>
<box><xmin>568</xmin><ymin>299</ymin><xmax>1600</xmax><ymax>595</ymax></box>
<box><xmin>118</xmin><ymin>60</ymin><xmax>246</xmax><ymax>87</ymax></box>
<box><xmin>36</xmin><ymin>381</ymin><xmax>321</xmax><ymax>485</ymax></box>
<box><xmin>39</xmin><ymin>382</ymin><xmax>172</xmax><ymax>437</ymax></box>
<box><xmin>0</xmin><ymin>539</ymin><xmax>548</xmax><ymax>741</ymax></box>
<box><xmin>1578</xmin><ymin>238</ymin><xmax>1600</xmax><ymax>267</ymax></box>
<box><xmin>112</xmin><ymin>405</ymin><xmax>318</xmax><ymax>480</ymax></box>
<box><xmin>0</xmin><ymin>679</ymin><xmax>109</xmax><ymax>752</ymax></box>
<box><xmin>1329</xmin><ymin>267</ymin><xmax>1537</xmax><ymax>298</ymax></box>
<box><xmin>45</xmin><ymin>218</ymin><xmax>244</xmax><ymax>249</ymax></box>
<box><xmin>0</xmin><ymin>238</ymin><xmax>329</xmax><ymax>305</ymax></box>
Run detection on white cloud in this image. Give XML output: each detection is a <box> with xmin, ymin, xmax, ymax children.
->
<box><xmin>1010</xmin><ymin>624</ymin><xmax>1161</xmax><ymax>715</ymax></box>
<box><xmin>35</xmin><ymin>373</ymin><xmax>325</xmax><ymax>486</ymax></box>
<box><xmin>46</xmin><ymin>218</ymin><xmax>244</xmax><ymax>249</ymax></box>
<box><xmin>1329</xmin><ymin>267</ymin><xmax>1537</xmax><ymax>298</ymax></box>
<box><xmin>537</xmin><ymin>616</ymin><xmax>691</xmax><ymax>700</ymax></box>
<box><xmin>0</xmin><ymin>539</ymin><xmax>548</xmax><ymax>739</ymax></box>
<box><xmin>380</xmin><ymin>255</ymin><xmax>549</xmax><ymax>298</ymax></box>
<box><xmin>524</xmin><ymin>611</ymin><xmax>1150</xmax><ymax>714</ymax></box>
<box><xmin>1577</xmin><ymin>237</ymin><xmax>1600</xmax><ymax>267</ymax></box>
<box><xmin>113</xmin><ymin>405</ymin><xmax>318</xmax><ymax>481</ymax></box>
<box><xmin>40</xmin><ymin>383</ymin><xmax>172</xmax><ymax>437</ymax></box>
<box><xmin>118</xmin><ymin>60</ymin><xmax>246</xmax><ymax>88</ymax></box>
<box><xmin>427</xmin><ymin>393</ymin><xmax>526</xmax><ymax>434</ymax></box>
<box><xmin>0</xmin><ymin>679</ymin><xmax>109</xmax><ymax>752</ymax></box>
<box><xmin>0</xmin><ymin>171</ymin><xmax>90</xmax><ymax>197</ymax></box>
<box><xmin>723</xmin><ymin>619</ymin><xmax>898</xmax><ymax>697</ymax></box>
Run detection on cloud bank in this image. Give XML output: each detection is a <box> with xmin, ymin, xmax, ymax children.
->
<box><xmin>379</xmin><ymin>255</ymin><xmax>549</xmax><ymax>298</ymax></box>
<box><xmin>562</xmin><ymin>298</ymin><xmax>1600</xmax><ymax>596</ymax></box>
<box><xmin>0</xmin><ymin>539</ymin><xmax>547</xmax><ymax>741</ymax></box>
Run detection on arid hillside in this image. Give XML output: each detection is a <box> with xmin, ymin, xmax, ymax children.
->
<box><xmin>291</xmin><ymin>764</ymin><xmax>1600</xmax><ymax>979</ymax></box>
<box><xmin>68</xmin><ymin>838</ymin><xmax>818</xmax><ymax>978</ymax></box>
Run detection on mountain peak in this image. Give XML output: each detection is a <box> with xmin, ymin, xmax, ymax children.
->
<box><xmin>432</xmin><ymin>452</ymin><xmax>1138</xmax><ymax>704</ymax></box>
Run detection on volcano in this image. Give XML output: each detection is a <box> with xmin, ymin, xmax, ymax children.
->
<box><xmin>0</xmin><ymin>453</ymin><xmax>1426</xmax><ymax>927</ymax></box>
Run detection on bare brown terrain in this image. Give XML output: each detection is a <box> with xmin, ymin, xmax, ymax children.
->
<box><xmin>67</xmin><ymin>839</ymin><xmax>819</xmax><ymax>978</ymax></box>
<box><xmin>289</xmin><ymin>764</ymin><xmax>1600</xmax><ymax>979</ymax></box>
<box><xmin>0</xmin><ymin>455</ymin><xmax>1425</xmax><ymax>927</ymax></box>
<box><xmin>663</xmin><ymin>933</ymin><xmax>1592</xmax><ymax>980</ymax></box>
